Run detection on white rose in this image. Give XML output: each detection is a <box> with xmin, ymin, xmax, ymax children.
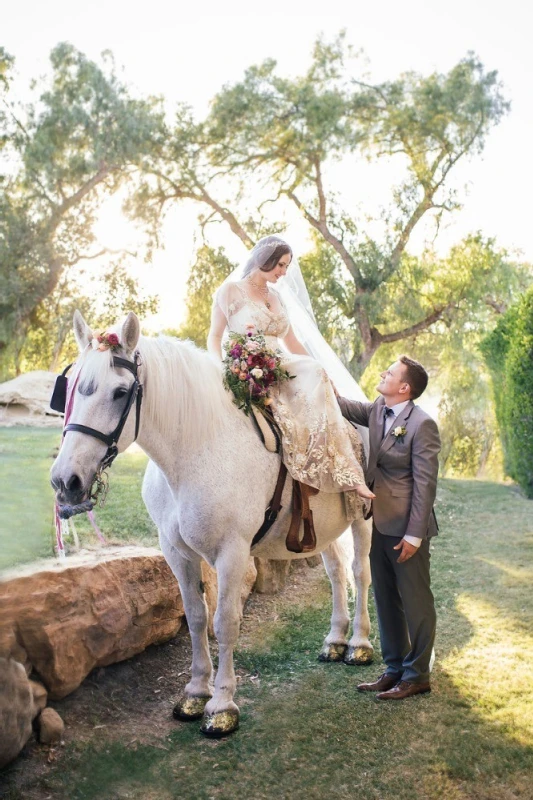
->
<box><xmin>251</xmin><ymin>368</ymin><xmax>264</xmax><ymax>379</ymax></box>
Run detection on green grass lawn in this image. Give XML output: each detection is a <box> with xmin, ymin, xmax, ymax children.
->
<box><xmin>51</xmin><ymin>479</ymin><xmax>531</xmax><ymax>800</ymax></box>
<box><xmin>1</xmin><ymin>427</ymin><xmax>532</xmax><ymax>799</ymax></box>
<box><xmin>0</xmin><ymin>427</ymin><xmax>157</xmax><ymax>571</ymax></box>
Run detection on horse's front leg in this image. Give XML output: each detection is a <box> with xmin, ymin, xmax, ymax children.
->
<box><xmin>201</xmin><ymin>547</ymin><xmax>251</xmax><ymax>738</ymax></box>
<box><xmin>159</xmin><ymin>534</ymin><xmax>214</xmax><ymax>721</ymax></box>
<box><xmin>345</xmin><ymin>517</ymin><xmax>374</xmax><ymax>666</ymax></box>
<box><xmin>318</xmin><ymin>537</ymin><xmax>352</xmax><ymax>662</ymax></box>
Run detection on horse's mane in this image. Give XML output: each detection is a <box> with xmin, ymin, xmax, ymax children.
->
<box><xmin>75</xmin><ymin>335</ymin><xmax>233</xmax><ymax>449</ymax></box>
<box><xmin>139</xmin><ymin>336</ymin><xmax>233</xmax><ymax>448</ymax></box>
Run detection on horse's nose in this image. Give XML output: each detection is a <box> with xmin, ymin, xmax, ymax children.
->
<box><xmin>50</xmin><ymin>471</ymin><xmax>84</xmax><ymax>503</ymax></box>
<box><xmin>66</xmin><ymin>473</ymin><xmax>82</xmax><ymax>494</ymax></box>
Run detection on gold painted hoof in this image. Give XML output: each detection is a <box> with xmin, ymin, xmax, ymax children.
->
<box><xmin>173</xmin><ymin>695</ymin><xmax>211</xmax><ymax>721</ymax></box>
<box><xmin>318</xmin><ymin>642</ymin><xmax>348</xmax><ymax>662</ymax></box>
<box><xmin>343</xmin><ymin>645</ymin><xmax>374</xmax><ymax>666</ymax></box>
<box><xmin>200</xmin><ymin>710</ymin><xmax>240</xmax><ymax>737</ymax></box>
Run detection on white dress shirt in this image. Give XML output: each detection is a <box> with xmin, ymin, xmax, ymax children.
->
<box><xmin>383</xmin><ymin>400</ymin><xmax>422</xmax><ymax>549</ymax></box>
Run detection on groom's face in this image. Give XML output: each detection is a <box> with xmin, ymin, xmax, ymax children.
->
<box><xmin>377</xmin><ymin>361</ymin><xmax>410</xmax><ymax>399</ymax></box>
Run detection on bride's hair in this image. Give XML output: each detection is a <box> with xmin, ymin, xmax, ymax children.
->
<box><xmin>241</xmin><ymin>235</ymin><xmax>292</xmax><ymax>278</ymax></box>
<box><xmin>259</xmin><ymin>243</ymin><xmax>292</xmax><ymax>272</ymax></box>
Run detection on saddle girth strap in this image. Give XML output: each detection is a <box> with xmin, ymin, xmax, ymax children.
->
<box><xmin>251</xmin><ymin>462</ymin><xmax>288</xmax><ymax>547</ymax></box>
<box><xmin>285</xmin><ymin>480</ymin><xmax>320</xmax><ymax>554</ymax></box>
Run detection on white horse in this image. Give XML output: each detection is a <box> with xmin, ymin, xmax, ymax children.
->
<box><xmin>51</xmin><ymin>312</ymin><xmax>373</xmax><ymax>737</ymax></box>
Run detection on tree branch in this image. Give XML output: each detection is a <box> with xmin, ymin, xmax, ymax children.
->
<box><xmin>197</xmin><ymin>187</ymin><xmax>254</xmax><ymax>248</ymax></box>
<box><xmin>376</xmin><ymin>303</ymin><xmax>454</xmax><ymax>344</ymax></box>
<box><xmin>286</xmin><ymin>190</ymin><xmax>360</xmax><ymax>280</ymax></box>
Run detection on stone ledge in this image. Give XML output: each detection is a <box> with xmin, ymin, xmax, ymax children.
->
<box><xmin>0</xmin><ymin>546</ymin><xmax>256</xmax><ymax>699</ymax></box>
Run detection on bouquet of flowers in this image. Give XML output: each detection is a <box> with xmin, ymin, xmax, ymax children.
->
<box><xmin>223</xmin><ymin>327</ymin><xmax>294</xmax><ymax>415</ymax></box>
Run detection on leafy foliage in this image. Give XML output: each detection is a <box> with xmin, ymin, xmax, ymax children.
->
<box><xmin>203</xmin><ymin>36</ymin><xmax>510</xmax><ymax>372</ymax></box>
<box><xmin>0</xmin><ymin>44</ymin><xmax>164</xmax><ymax>374</ymax></box>
<box><xmin>16</xmin><ymin>258</ymin><xmax>158</xmax><ymax>376</ymax></box>
<box><xmin>481</xmin><ymin>287</ymin><xmax>533</xmax><ymax>496</ymax></box>
<box><xmin>177</xmin><ymin>245</ymin><xmax>236</xmax><ymax>347</ymax></box>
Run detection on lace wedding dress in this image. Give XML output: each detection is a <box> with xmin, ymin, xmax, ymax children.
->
<box><xmin>215</xmin><ymin>281</ymin><xmax>366</xmax><ymax>500</ymax></box>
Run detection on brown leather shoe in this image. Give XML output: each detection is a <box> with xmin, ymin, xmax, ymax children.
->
<box><xmin>357</xmin><ymin>672</ymin><xmax>401</xmax><ymax>693</ymax></box>
<box><xmin>376</xmin><ymin>680</ymin><xmax>431</xmax><ymax>700</ymax></box>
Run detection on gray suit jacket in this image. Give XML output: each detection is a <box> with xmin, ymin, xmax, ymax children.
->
<box><xmin>338</xmin><ymin>396</ymin><xmax>441</xmax><ymax>539</ymax></box>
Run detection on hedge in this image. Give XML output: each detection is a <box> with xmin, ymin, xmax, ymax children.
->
<box><xmin>481</xmin><ymin>287</ymin><xmax>533</xmax><ymax>497</ymax></box>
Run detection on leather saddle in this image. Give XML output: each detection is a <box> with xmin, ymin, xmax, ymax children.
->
<box><xmin>251</xmin><ymin>460</ymin><xmax>319</xmax><ymax>554</ymax></box>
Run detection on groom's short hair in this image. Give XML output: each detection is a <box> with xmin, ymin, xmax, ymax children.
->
<box><xmin>399</xmin><ymin>356</ymin><xmax>429</xmax><ymax>399</ymax></box>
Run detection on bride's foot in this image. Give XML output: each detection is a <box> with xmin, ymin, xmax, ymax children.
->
<box><xmin>355</xmin><ymin>484</ymin><xmax>376</xmax><ymax>500</ymax></box>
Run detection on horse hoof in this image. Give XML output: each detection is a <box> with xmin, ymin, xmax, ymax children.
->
<box><xmin>318</xmin><ymin>642</ymin><xmax>348</xmax><ymax>662</ymax></box>
<box><xmin>173</xmin><ymin>695</ymin><xmax>211</xmax><ymax>721</ymax></box>
<box><xmin>200</xmin><ymin>710</ymin><xmax>240</xmax><ymax>738</ymax></box>
<box><xmin>343</xmin><ymin>645</ymin><xmax>374</xmax><ymax>666</ymax></box>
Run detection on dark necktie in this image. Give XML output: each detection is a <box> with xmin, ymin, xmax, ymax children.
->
<box><xmin>383</xmin><ymin>406</ymin><xmax>394</xmax><ymax>438</ymax></box>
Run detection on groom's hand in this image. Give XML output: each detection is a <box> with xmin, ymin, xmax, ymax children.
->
<box><xmin>394</xmin><ymin>539</ymin><xmax>418</xmax><ymax>563</ymax></box>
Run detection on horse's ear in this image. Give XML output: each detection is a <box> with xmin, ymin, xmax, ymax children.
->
<box><xmin>73</xmin><ymin>310</ymin><xmax>94</xmax><ymax>352</ymax></box>
<box><xmin>121</xmin><ymin>312</ymin><xmax>140</xmax><ymax>354</ymax></box>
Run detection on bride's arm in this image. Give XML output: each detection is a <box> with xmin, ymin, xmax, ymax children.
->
<box><xmin>207</xmin><ymin>303</ymin><xmax>227</xmax><ymax>361</ymax></box>
<box><xmin>281</xmin><ymin>326</ymin><xmax>310</xmax><ymax>356</ymax></box>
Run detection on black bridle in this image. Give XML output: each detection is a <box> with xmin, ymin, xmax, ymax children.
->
<box><xmin>51</xmin><ymin>351</ymin><xmax>143</xmax><ymax>482</ymax></box>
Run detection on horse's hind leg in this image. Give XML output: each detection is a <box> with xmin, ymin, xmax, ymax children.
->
<box><xmin>318</xmin><ymin>537</ymin><xmax>352</xmax><ymax>662</ymax></box>
<box><xmin>159</xmin><ymin>534</ymin><xmax>214</xmax><ymax>721</ymax></box>
<box><xmin>345</xmin><ymin>517</ymin><xmax>374</xmax><ymax>666</ymax></box>
<box><xmin>201</xmin><ymin>546</ymin><xmax>251</xmax><ymax>738</ymax></box>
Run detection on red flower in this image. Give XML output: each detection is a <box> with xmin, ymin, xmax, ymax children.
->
<box><xmin>247</xmin><ymin>354</ymin><xmax>265</xmax><ymax>368</ymax></box>
<box><xmin>107</xmin><ymin>333</ymin><xmax>120</xmax><ymax>346</ymax></box>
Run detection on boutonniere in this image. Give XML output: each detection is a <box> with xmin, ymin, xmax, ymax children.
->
<box><xmin>392</xmin><ymin>425</ymin><xmax>407</xmax><ymax>442</ymax></box>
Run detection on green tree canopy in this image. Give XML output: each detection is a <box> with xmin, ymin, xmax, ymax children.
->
<box><xmin>0</xmin><ymin>43</ymin><xmax>164</xmax><ymax>369</ymax></box>
<box><xmin>202</xmin><ymin>35</ymin><xmax>509</xmax><ymax>373</ymax></box>
<box><xmin>177</xmin><ymin>245</ymin><xmax>236</xmax><ymax>347</ymax></box>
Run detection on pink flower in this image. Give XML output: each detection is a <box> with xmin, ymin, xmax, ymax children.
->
<box><xmin>107</xmin><ymin>333</ymin><xmax>120</xmax><ymax>346</ymax></box>
<box><xmin>238</xmin><ymin>371</ymin><xmax>248</xmax><ymax>380</ymax></box>
<box><xmin>246</xmin><ymin>324</ymin><xmax>255</xmax><ymax>330</ymax></box>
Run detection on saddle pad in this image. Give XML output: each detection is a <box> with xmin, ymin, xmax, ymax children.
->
<box><xmin>251</xmin><ymin>406</ymin><xmax>280</xmax><ymax>453</ymax></box>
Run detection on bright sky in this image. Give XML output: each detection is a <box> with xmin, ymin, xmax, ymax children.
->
<box><xmin>4</xmin><ymin>0</ymin><xmax>533</xmax><ymax>330</ymax></box>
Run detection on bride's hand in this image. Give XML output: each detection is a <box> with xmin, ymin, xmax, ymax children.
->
<box><xmin>355</xmin><ymin>483</ymin><xmax>376</xmax><ymax>500</ymax></box>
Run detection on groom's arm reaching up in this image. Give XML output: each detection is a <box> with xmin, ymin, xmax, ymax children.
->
<box><xmin>336</xmin><ymin>396</ymin><xmax>374</xmax><ymax>428</ymax></box>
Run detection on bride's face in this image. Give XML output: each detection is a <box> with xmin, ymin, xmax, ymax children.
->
<box><xmin>265</xmin><ymin>254</ymin><xmax>292</xmax><ymax>283</ymax></box>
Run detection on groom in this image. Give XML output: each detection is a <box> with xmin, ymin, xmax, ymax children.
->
<box><xmin>337</xmin><ymin>356</ymin><xmax>441</xmax><ymax>700</ymax></box>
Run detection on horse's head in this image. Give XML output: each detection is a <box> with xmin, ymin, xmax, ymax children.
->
<box><xmin>50</xmin><ymin>310</ymin><xmax>142</xmax><ymax>509</ymax></box>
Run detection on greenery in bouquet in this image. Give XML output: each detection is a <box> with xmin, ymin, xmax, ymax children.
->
<box><xmin>223</xmin><ymin>326</ymin><xmax>294</xmax><ymax>415</ymax></box>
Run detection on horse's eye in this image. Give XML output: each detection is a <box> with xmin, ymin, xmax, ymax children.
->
<box><xmin>113</xmin><ymin>388</ymin><xmax>128</xmax><ymax>401</ymax></box>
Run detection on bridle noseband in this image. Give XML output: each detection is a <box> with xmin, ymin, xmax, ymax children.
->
<box><xmin>51</xmin><ymin>351</ymin><xmax>144</xmax><ymax>478</ymax></box>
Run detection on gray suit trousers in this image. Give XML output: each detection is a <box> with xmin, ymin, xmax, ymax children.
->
<box><xmin>370</xmin><ymin>524</ymin><xmax>436</xmax><ymax>683</ymax></box>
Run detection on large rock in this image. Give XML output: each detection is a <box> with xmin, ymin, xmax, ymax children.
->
<box><xmin>0</xmin><ymin>546</ymin><xmax>256</xmax><ymax>700</ymax></box>
<box><xmin>0</xmin><ymin>370</ymin><xmax>62</xmax><ymax>425</ymax></box>
<box><xmin>0</xmin><ymin>658</ymin><xmax>35</xmax><ymax>769</ymax></box>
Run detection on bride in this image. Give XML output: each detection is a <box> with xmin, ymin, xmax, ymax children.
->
<box><xmin>208</xmin><ymin>234</ymin><xmax>374</xmax><ymax>502</ymax></box>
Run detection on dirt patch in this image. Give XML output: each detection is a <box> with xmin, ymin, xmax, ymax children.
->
<box><xmin>1</xmin><ymin>560</ymin><xmax>325</xmax><ymax>799</ymax></box>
